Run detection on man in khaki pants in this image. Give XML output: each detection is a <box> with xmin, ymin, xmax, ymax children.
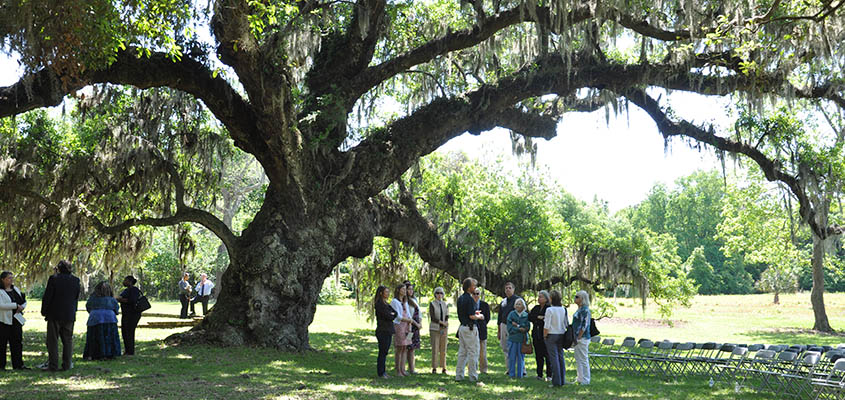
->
<box><xmin>497</xmin><ymin>282</ymin><xmax>518</xmax><ymax>370</ymax></box>
<box><xmin>473</xmin><ymin>288</ymin><xmax>490</xmax><ymax>373</ymax></box>
<box><xmin>455</xmin><ymin>277</ymin><xmax>484</xmax><ymax>383</ymax></box>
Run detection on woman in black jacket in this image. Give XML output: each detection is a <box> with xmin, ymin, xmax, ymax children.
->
<box><xmin>116</xmin><ymin>276</ymin><xmax>142</xmax><ymax>356</ymax></box>
<box><xmin>528</xmin><ymin>290</ymin><xmax>552</xmax><ymax>380</ymax></box>
<box><xmin>374</xmin><ymin>285</ymin><xmax>397</xmax><ymax>378</ymax></box>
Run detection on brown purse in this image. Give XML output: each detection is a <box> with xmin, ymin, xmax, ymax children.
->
<box><xmin>521</xmin><ymin>336</ymin><xmax>534</xmax><ymax>354</ymax></box>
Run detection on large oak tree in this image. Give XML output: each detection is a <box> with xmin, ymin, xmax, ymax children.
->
<box><xmin>2</xmin><ymin>0</ymin><xmax>845</xmax><ymax>349</ymax></box>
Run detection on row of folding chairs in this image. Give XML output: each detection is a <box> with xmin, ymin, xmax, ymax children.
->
<box><xmin>587</xmin><ymin>337</ymin><xmax>845</xmax><ymax>399</ymax></box>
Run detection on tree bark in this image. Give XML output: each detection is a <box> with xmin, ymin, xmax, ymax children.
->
<box><xmin>811</xmin><ymin>234</ymin><xmax>833</xmax><ymax>332</ymax></box>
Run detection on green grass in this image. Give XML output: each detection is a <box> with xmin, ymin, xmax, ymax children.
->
<box><xmin>2</xmin><ymin>293</ymin><xmax>843</xmax><ymax>399</ymax></box>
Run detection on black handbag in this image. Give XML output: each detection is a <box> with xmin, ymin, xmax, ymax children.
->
<box><xmin>590</xmin><ymin>318</ymin><xmax>600</xmax><ymax>337</ymax></box>
<box><xmin>134</xmin><ymin>294</ymin><xmax>152</xmax><ymax>312</ymax></box>
<box><xmin>562</xmin><ymin>326</ymin><xmax>575</xmax><ymax>349</ymax></box>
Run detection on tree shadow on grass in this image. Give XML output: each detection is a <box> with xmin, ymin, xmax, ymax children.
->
<box><xmin>5</xmin><ymin>328</ymin><xmax>779</xmax><ymax>399</ymax></box>
<box><xmin>744</xmin><ymin>328</ymin><xmax>845</xmax><ymax>347</ymax></box>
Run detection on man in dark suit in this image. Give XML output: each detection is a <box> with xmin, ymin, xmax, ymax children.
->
<box><xmin>40</xmin><ymin>260</ymin><xmax>80</xmax><ymax>371</ymax></box>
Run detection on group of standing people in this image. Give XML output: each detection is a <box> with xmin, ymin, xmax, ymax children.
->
<box><xmin>178</xmin><ymin>272</ymin><xmax>215</xmax><ymax>318</ymax></box>
<box><xmin>0</xmin><ymin>260</ymin><xmax>147</xmax><ymax>372</ymax></box>
<box><xmin>497</xmin><ymin>283</ymin><xmax>593</xmax><ymax>386</ymax></box>
<box><xmin>371</xmin><ymin>278</ymin><xmax>593</xmax><ymax>387</ymax></box>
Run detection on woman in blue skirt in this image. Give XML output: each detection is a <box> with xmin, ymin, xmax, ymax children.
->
<box><xmin>83</xmin><ymin>282</ymin><xmax>121</xmax><ymax>360</ymax></box>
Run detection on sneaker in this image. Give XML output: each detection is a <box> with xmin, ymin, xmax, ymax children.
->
<box><xmin>535</xmin><ymin>376</ymin><xmax>543</xmax><ymax>380</ymax></box>
<box><xmin>475</xmin><ymin>381</ymin><xmax>485</xmax><ymax>387</ymax></box>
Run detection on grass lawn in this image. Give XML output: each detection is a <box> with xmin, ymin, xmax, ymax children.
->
<box><xmin>2</xmin><ymin>293</ymin><xmax>843</xmax><ymax>399</ymax></box>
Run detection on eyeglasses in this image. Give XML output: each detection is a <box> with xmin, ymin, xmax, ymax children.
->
<box><xmin>473</xmin><ymin>292</ymin><xmax>480</xmax><ymax>295</ymax></box>
<box><xmin>574</xmin><ymin>295</ymin><xmax>580</xmax><ymax>299</ymax></box>
<box><xmin>435</xmin><ymin>292</ymin><xmax>444</xmax><ymax>295</ymax></box>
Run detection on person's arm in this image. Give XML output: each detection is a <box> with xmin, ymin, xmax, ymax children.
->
<box><xmin>507</xmin><ymin>312</ymin><xmax>519</xmax><ymax>334</ymax></box>
<box><xmin>528</xmin><ymin>306</ymin><xmax>539</xmax><ymax>324</ymax></box>
<box><xmin>41</xmin><ymin>276</ymin><xmax>55</xmax><ymax>316</ymax></box>
<box><xmin>0</xmin><ymin>293</ymin><xmax>17</xmax><ymax>310</ymax></box>
<box><xmin>481</xmin><ymin>303</ymin><xmax>489</xmax><ymax>326</ymax></box>
<box><xmin>543</xmin><ymin>310</ymin><xmax>554</xmax><ymax>338</ymax></box>
<box><xmin>17</xmin><ymin>289</ymin><xmax>26</xmax><ymax>312</ymax></box>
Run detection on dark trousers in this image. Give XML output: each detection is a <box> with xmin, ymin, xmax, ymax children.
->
<box><xmin>0</xmin><ymin>321</ymin><xmax>24</xmax><ymax>369</ymax></box>
<box><xmin>121</xmin><ymin>313</ymin><xmax>142</xmax><ymax>355</ymax></box>
<box><xmin>533</xmin><ymin>333</ymin><xmax>551</xmax><ymax>377</ymax></box>
<box><xmin>46</xmin><ymin>320</ymin><xmax>74</xmax><ymax>370</ymax></box>
<box><xmin>190</xmin><ymin>295</ymin><xmax>209</xmax><ymax>315</ymax></box>
<box><xmin>545</xmin><ymin>334</ymin><xmax>566</xmax><ymax>386</ymax></box>
<box><xmin>376</xmin><ymin>331</ymin><xmax>392</xmax><ymax>377</ymax></box>
<box><xmin>179</xmin><ymin>294</ymin><xmax>191</xmax><ymax>318</ymax></box>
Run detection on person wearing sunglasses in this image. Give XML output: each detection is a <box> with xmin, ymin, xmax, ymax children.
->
<box><xmin>472</xmin><ymin>288</ymin><xmax>490</xmax><ymax>373</ymax></box>
<box><xmin>429</xmin><ymin>287</ymin><xmax>449</xmax><ymax>374</ymax></box>
<box><xmin>572</xmin><ymin>290</ymin><xmax>592</xmax><ymax>384</ymax></box>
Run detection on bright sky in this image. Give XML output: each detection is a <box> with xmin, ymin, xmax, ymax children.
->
<box><xmin>439</xmin><ymin>91</ymin><xmax>727</xmax><ymax>211</ymax></box>
<box><xmin>1</xmin><ymin>54</ymin><xmax>727</xmax><ymax>211</ymax></box>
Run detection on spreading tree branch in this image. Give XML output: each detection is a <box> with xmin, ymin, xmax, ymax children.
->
<box><xmin>621</xmin><ymin>87</ymin><xmax>844</xmax><ymax>238</ymax></box>
<box><xmin>0</xmin><ymin>50</ymin><xmax>261</xmax><ymax>156</ymax></box>
<box><xmin>373</xmin><ymin>190</ymin><xmax>599</xmax><ymax>298</ymax></box>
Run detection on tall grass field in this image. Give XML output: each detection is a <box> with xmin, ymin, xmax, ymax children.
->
<box><xmin>2</xmin><ymin>293</ymin><xmax>843</xmax><ymax>399</ymax></box>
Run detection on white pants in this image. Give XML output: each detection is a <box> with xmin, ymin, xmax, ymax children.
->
<box><xmin>455</xmin><ymin>325</ymin><xmax>479</xmax><ymax>381</ymax></box>
<box><xmin>574</xmin><ymin>338</ymin><xmax>591</xmax><ymax>384</ymax></box>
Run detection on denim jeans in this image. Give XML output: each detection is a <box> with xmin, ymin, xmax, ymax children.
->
<box><xmin>507</xmin><ymin>341</ymin><xmax>525</xmax><ymax>378</ymax></box>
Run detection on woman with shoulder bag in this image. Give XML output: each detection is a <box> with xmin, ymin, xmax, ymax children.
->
<box><xmin>572</xmin><ymin>290</ymin><xmax>592</xmax><ymax>384</ymax></box>
<box><xmin>428</xmin><ymin>287</ymin><xmax>449</xmax><ymax>374</ymax></box>
<box><xmin>543</xmin><ymin>290</ymin><xmax>569</xmax><ymax>387</ymax></box>
<box><xmin>506</xmin><ymin>298</ymin><xmax>530</xmax><ymax>378</ymax></box>
<box><xmin>116</xmin><ymin>276</ymin><xmax>142</xmax><ymax>356</ymax></box>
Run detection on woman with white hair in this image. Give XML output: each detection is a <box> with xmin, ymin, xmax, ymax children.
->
<box><xmin>428</xmin><ymin>287</ymin><xmax>449</xmax><ymax>374</ymax></box>
<box><xmin>506</xmin><ymin>297</ymin><xmax>530</xmax><ymax>378</ymax></box>
<box><xmin>572</xmin><ymin>290</ymin><xmax>592</xmax><ymax>384</ymax></box>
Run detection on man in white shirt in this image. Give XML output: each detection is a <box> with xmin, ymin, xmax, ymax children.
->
<box><xmin>189</xmin><ymin>273</ymin><xmax>215</xmax><ymax>316</ymax></box>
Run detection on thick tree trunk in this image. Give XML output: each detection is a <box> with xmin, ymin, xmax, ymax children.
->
<box><xmin>168</xmin><ymin>187</ymin><xmax>378</xmax><ymax>351</ymax></box>
<box><xmin>773</xmin><ymin>291</ymin><xmax>779</xmax><ymax>305</ymax></box>
<box><xmin>810</xmin><ymin>234</ymin><xmax>833</xmax><ymax>332</ymax></box>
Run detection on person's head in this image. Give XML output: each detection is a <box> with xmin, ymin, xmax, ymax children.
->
<box><xmin>123</xmin><ymin>275</ymin><xmax>137</xmax><ymax>287</ymax></box>
<box><xmin>434</xmin><ymin>287</ymin><xmax>445</xmax><ymax>301</ymax></box>
<box><xmin>550</xmin><ymin>290</ymin><xmax>562</xmax><ymax>307</ymax></box>
<box><xmin>575</xmin><ymin>290</ymin><xmax>590</xmax><ymax>308</ymax></box>
<box><xmin>462</xmin><ymin>277</ymin><xmax>477</xmax><ymax>294</ymax></box>
<box><xmin>538</xmin><ymin>290</ymin><xmax>550</xmax><ymax>306</ymax></box>
<box><xmin>0</xmin><ymin>271</ymin><xmax>13</xmax><ymax>289</ymax></box>
<box><xmin>200</xmin><ymin>273</ymin><xmax>208</xmax><ymax>282</ymax></box>
<box><xmin>183</xmin><ymin>272</ymin><xmax>190</xmax><ymax>281</ymax></box>
<box><xmin>374</xmin><ymin>285</ymin><xmax>389</xmax><ymax>305</ymax></box>
<box><xmin>504</xmin><ymin>282</ymin><xmax>515</xmax><ymax>297</ymax></box>
<box><xmin>404</xmin><ymin>281</ymin><xmax>415</xmax><ymax>297</ymax></box>
<box><xmin>94</xmin><ymin>281</ymin><xmax>113</xmax><ymax>297</ymax></box>
<box><xmin>394</xmin><ymin>284</ymin><xmax>406</xmax><ymax>301</ymax></box>
<box><xmin>514</xmin><ymin>298</ymin><xmax>527</xmax><ymax>313</ymax></box>
<box><xmin>56</xmin><ymin>260</ymin><xmax>72</xmax><ymax>274</ymax></box>
<box><xmin>471</xmin><ymin>287</ymin><xmax>481</xmax><ymax>301</ymax></box>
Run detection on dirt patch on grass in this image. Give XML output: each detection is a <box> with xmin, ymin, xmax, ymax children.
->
<box><xmin>602</xmin><ymin>317</ymin><xmax>688</xmax><ymax>328</ymax></box>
